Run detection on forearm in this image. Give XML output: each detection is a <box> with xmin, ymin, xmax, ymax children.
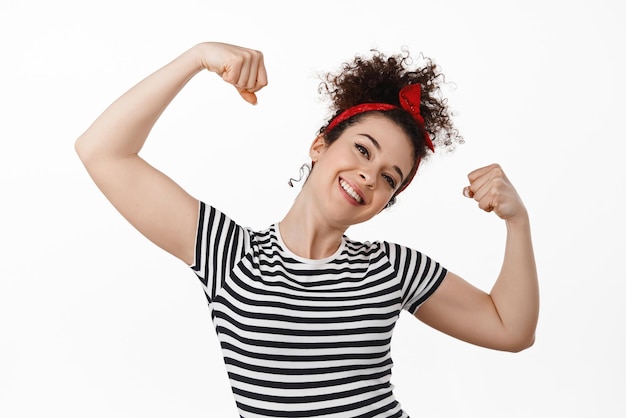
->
<box><xmin>490</xmin><ymin>213</ymin><xmax>539</xmax><ymax>349</ymax></box>
<box><xmin>75</xmin><ymin>44</ymin><xmax>204</xmax><ymax>162</ymax></box>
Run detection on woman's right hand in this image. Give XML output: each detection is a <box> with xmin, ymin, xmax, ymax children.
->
<box><xmin>194</xmin><ymin>42</ymin><xmax>268</xmax><ymax>105</ymax></box>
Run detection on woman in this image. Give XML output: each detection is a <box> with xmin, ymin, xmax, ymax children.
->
<box><xmin>75</xmin><ymin>41</ymin><xmax>539</xmax><ymax>417</ymax></box>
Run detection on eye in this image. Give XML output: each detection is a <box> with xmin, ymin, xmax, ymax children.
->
<box><xmin>383</xmin><ymin>174</ymin><xmax>397</xmax><ymax>189</ymax></box>
<box><xmin>355</xmin><ymin>143</ymin><xmax>369</xmax><ymax>158</ymax></box>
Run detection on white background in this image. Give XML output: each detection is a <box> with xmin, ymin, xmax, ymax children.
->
<box><xmin>1</xmin><ymin>1</ymin><xmax>624</xmax><ymax>417</ymax></box>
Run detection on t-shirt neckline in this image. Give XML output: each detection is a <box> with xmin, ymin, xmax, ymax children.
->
<box><xmin>274</xmin><ymin>223</ymin><xmax>346</xmax><ymax>265</ymax></box>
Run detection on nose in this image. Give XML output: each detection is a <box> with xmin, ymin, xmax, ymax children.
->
<box><xmin>358</xmin><ymin>168</ymin><xmax>376</xmax><ymax>188</ymax></box>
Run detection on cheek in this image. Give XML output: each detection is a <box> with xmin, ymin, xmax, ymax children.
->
<box><xmin>372</xmin><ymin>190</ymin><xmax>394</xmax><ymax>210</ymax></box>
<box><xmin>322</xmin><ymin>147</ymin><xmax>358</xmax><ymax>171</ymax></box>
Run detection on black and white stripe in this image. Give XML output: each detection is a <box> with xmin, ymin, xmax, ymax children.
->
<box><xmin>191</xmin><ymin>202</ymin><xmax>447</xmax><ymax>417</ymax></box>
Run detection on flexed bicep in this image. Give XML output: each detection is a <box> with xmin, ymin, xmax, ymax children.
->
<box><xmin>415</xmin><ymin>271</ymin><xmax>532</xmax><ymax>352</ymax></box>
<box><xmin>81</xmin><ymin>155</ymin><xmax>199</xmax><ymax>265</ymax></box>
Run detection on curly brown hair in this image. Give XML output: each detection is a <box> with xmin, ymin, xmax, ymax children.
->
<box><xmin>318</xmin><ymin>47</ymin><xmax>463</xmax><ymax>153</ymax></box>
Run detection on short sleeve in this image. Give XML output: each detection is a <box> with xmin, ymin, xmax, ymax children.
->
<box><xmin>189</xmin><ymin>201</ymin><xmax>249</xmax><ymax>302</ymax></box>
<box><xmin>383</xmin><ymin>242</ymin><xmax>447</xmax><ymax>314</ymax></box>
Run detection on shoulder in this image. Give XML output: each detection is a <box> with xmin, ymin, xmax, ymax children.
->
<box><xmin>346</xmin><ymin>236</ymin><xmax>445</xmax><ymax>280</ymax></box>
<box><xmin>195</xmin><ymin>201</ymin><xmax>275</xmax><ymax>258</ymax></box>
<box><xmin>342</xmin><ymin>236</ymin><xmax>422</xmax><ymax>268</ymax></box>
<box><xmin>344</xmin><ymin>235</ymin><xmax>424</xmax><ymax>259</ymax></box>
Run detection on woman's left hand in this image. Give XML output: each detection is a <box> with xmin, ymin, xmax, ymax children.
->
<box><xmin>463</xmin><ymin>164</ymin><xmax>527</xmax><ymax>222</ymax></box>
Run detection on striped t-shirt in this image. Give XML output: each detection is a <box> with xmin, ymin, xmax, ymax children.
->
<box><xmin>190</xmin><ymin>202</ymin><xmax>447</xmax><ymax>417</ymax></box>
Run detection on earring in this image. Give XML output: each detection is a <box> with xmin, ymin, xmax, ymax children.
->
<box><xmin>288</xmin><ymin>163</ymin><xmax>311</xmax><ymax>187</ymax></box>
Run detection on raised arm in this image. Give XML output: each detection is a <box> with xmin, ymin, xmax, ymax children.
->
<box><xmin>416</xmin><ymin>164</ymin><xmax>539</xmax><ymax>352</ymax></box>
<box><xmin>75</xmin><ymin>42</ymin><xmax>267</xmax><ymax>265</ymax></box>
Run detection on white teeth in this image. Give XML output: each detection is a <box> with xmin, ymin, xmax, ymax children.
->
<box><xmin>340</xmin><ymin>179</ymin><xmax>363</xmax><ymax>203</ymax></box>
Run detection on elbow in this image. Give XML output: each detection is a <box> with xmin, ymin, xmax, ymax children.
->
<box><xmin>74</xmin><ymin>134</ymin><xmax>99</xmax><ymax>166</ymax></box>
<box><xmin>503</xmin><ymin>333</ymin><xmax>536</xmax><ymax>353</ymax></box>
<box><xmin>74</xmin><ymin>135</ymin><xmax>88</xmax><ymax>162</ymax></box>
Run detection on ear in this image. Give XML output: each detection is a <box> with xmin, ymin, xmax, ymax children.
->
<box><xmin>309</xmin><ymin>135</ymin><xmax>327</xmax><ymax>163</ymax></box>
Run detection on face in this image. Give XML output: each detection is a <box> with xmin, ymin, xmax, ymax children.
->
<box><xmin>306</xmin><ymin>114</ymin><xmax>415</xmax><ymax>228</ymax></box>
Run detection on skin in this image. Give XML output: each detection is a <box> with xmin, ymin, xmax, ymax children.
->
<box><xmin>279</xmin><ymin>115</ymin><xmax>415</xmax><ymax>259</ymax></box>
<box><xmin>75</xmin><ymin>41</ymin><xmax>539</xmax><ymax>354</ymax></box>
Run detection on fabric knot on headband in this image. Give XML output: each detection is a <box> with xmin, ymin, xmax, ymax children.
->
<box><xmin>324</xmin><ymin>83</ymin><xmax>434</xmax><ymax>195</ymax></box>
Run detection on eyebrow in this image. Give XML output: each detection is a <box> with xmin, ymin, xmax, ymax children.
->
<box><xmin>358</xmin><ymin>133</ymin><xmax>405</xmax><ymax>183</ymax></box>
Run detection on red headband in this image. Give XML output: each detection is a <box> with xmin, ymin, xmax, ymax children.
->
<box><xmin>325</xmin><ymin>83</ymin><xmax>434</xmax><ymax>194</ymax></box>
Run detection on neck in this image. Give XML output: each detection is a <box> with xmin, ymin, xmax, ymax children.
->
<box><xmin>279</xmin><ymin>192</ymin><xmax>348</xmax><ymax>260</ymax></box>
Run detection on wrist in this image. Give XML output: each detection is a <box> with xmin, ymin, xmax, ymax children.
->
<box><xmin>185</xmin><ymin>43</ymin><xmax>209</xmax><ymax>73</ymax></box>
<box><xmin>505</xmin><ymin>209</ymin><xmax>531</xmax><ymax>232</ymax></box>
<box><xmin>189</xmin><ymin>42</ymin><xmax>225</xmax><ymax>74</ymax></box>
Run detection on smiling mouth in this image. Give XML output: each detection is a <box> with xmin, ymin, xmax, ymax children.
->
<box><xmin>339</xmin><ymin>179</ymin><xmax>364</xmax><ymax>204</ymax></box>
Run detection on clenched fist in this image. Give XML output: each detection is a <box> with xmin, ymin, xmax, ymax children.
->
<box><xmin>194</xmin><ymin>42</ymin><xmax>268</xmax><ymax>105</ymax></box>
<box><xmin>463</xmin><ymin>164</ymin><xmax>528</xmax><ymax>222</ymax></box>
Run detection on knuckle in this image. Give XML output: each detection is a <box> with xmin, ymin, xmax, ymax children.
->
<box><xmin>490</xmin><ymin>184</ymin><xmax>502</xmax><ymax>198</ymax></box>
<box><xmin>492</xmin><ymin>177</ymin><xmax>505</xmax><ymax>188</ymax></box>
